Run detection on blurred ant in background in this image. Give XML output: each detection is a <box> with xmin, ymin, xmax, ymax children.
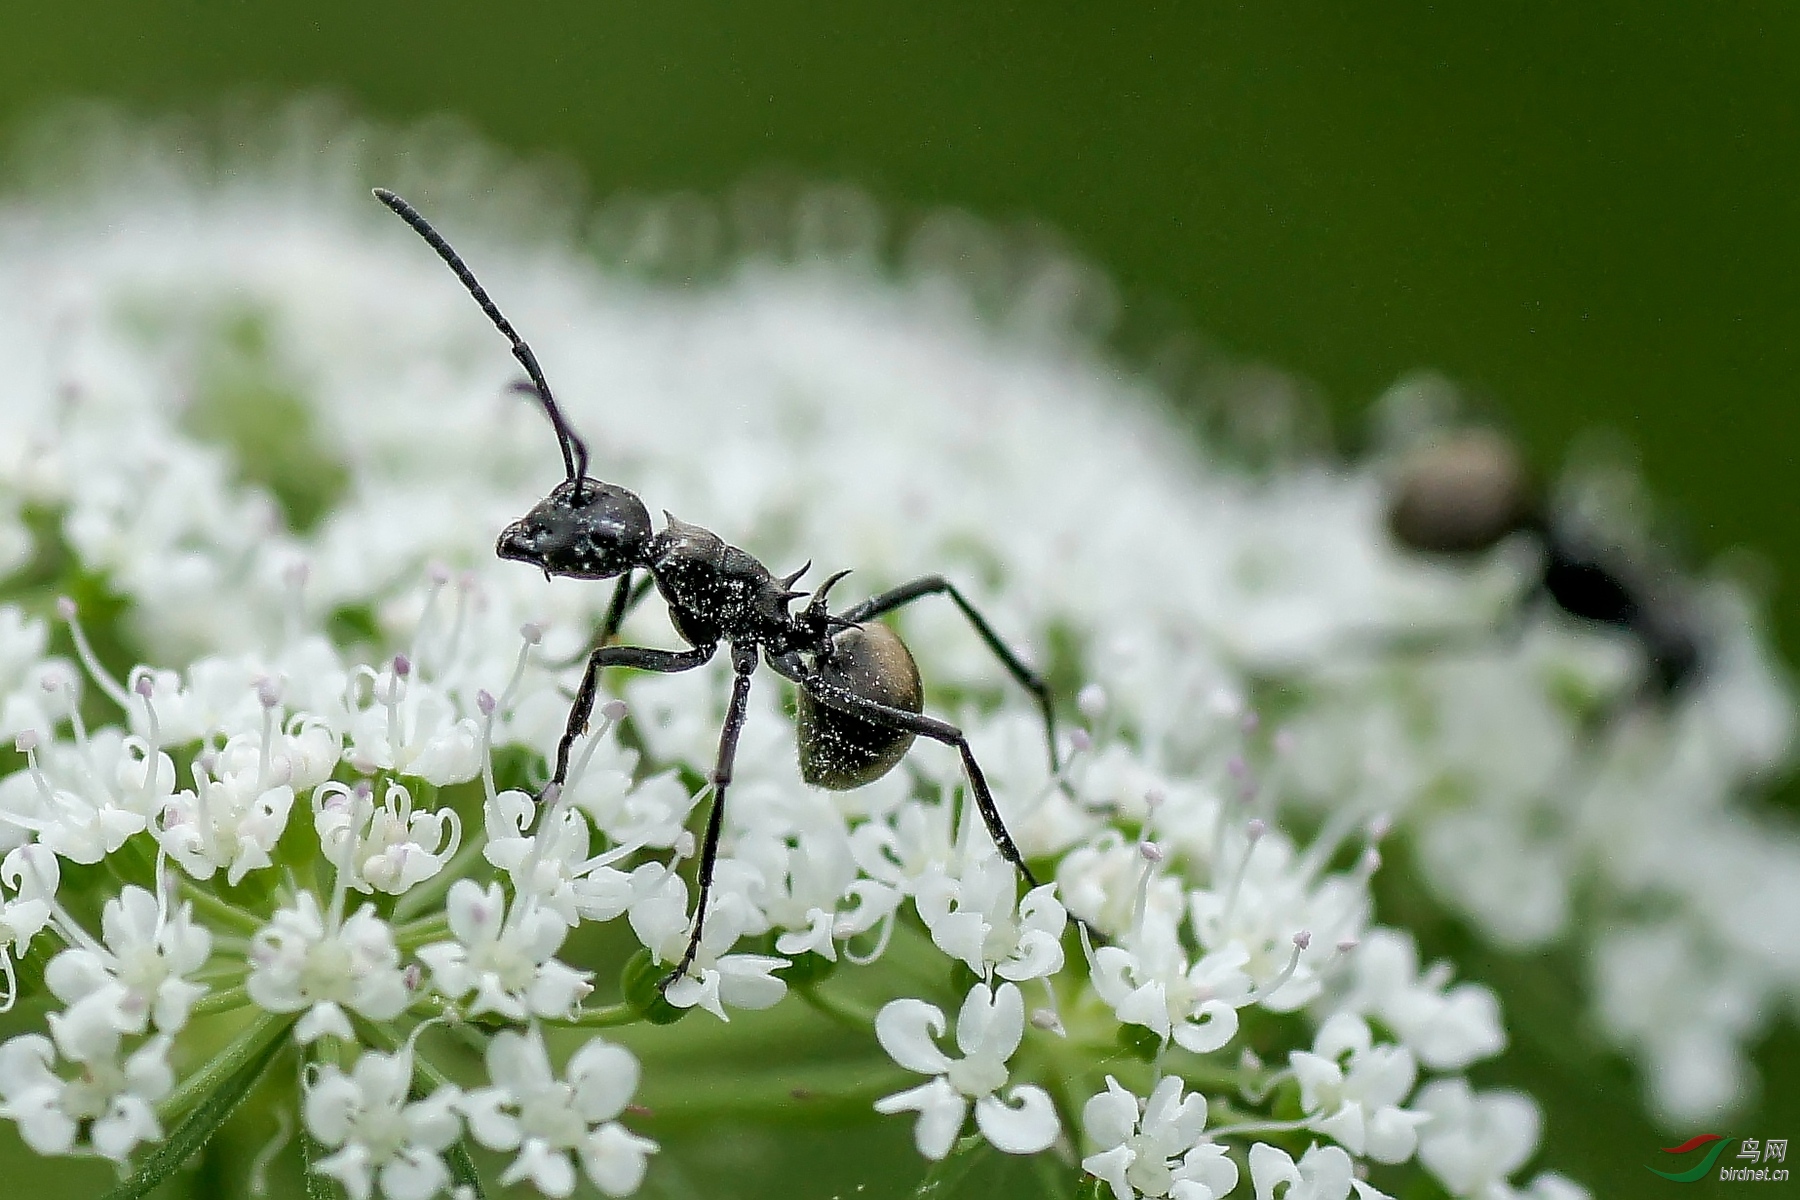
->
<box><xmin>1384</xmin><ymin>423</ymin><xmax>1705</xmax><ymax>705</ymax></box>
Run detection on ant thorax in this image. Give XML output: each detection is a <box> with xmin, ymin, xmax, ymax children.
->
<box><xmin>646</xmin><ymin>515</ymin><xmax>809</xmax><ymax>651</ymax></box>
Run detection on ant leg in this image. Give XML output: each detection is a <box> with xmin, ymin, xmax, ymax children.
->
<box><xmin>550</xmin><ymin>642</ymin><xmax>716</xmax><ymax>788</ymax></box>
<box><xmin>545</xmin><ymin>574</ymin><xmax>659</xmax><ymax>671</ymax></box>
<box><xmin>798</xmin><ymin>671</ymin><xmax>1039</xmax><ymax>888</ymax></box>
<box><xmin>601</xmin><ymin>571</ymin><xmax>657</xmax><ymax>645</ymax></box>
<box><xmin>665</xmin><ymin>643</ymin><xmax>759</xmax><ymax>989</ymax></box>
<box><xmin>840</xmin><ymin>575</ymin><xmax>1060</xmax><ymax>774</ymax></box>
<box><xmin>375</xmin><ymin>189</ymin><xmax>590</xmax><ymax>482</ymax></box>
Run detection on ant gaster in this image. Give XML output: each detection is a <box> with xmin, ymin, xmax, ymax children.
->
<box><xmin>1387</xmin><ymin>427</ymin><xmax>1703</xmax><ymax>699</ymax></box>
<box><xmin>374</xmin><ymin>189</ymin><xmax>1061</xmax><ymax>988</ymax></box>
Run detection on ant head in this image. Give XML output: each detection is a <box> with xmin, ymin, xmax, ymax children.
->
<box><xmin>498</xmin><ymin>478</ymin><xmax>653</xmax><ymax>579</ymax></box>
<box><xmin>371</xmin><ymin>192</ymin><xmax>652</xmax><ymax>581</ymax></box>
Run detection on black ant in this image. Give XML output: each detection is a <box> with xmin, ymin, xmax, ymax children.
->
<box><xmin>373</xmin><ymin>190</ymin><xmax>1061</xmax><ymax>987</ymax></box>
<box><xmin>1385</xmin><ymin>426</ymin><xmax>1703</xmax><ymax>701</ymax></box>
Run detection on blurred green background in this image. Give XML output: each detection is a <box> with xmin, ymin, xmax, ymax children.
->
<box><xmin>3</xmin><ymin>4</ymin><xmax>1796</xmax><ymax>1197</ymax></box>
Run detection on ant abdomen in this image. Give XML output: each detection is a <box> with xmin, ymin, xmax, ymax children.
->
<box><xmin>1386</xmin><ymin>429</ymin><xmax>1535</xmax><ymax>555</ymax></box>
<box><xmin>796</xmin><ymin>623</ymin><xmax>923</xmax><ymax>789</ymax></box>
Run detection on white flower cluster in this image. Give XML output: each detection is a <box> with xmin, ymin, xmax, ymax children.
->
<box><xmin>0</xmin><ymin>598</ymin><xmax>661</xmax><ymax>1198</ymax></box>
<box><xmin>3</xmin><ymin>125</ymin><xmax>1790</xmax><ymax>1129</ymax></box>
<box><xmin>0</xmin><ymin>116</ymin><xmax>1766</xmax><ymax>1195</ymax></box>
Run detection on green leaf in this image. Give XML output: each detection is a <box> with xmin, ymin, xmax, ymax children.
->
<box><xmin>159</xmin><ymin>1011</ymin><xmax>292</xmax><ymax>1122</ymax></box>
<box><xmin>105</xmin><ymin>1013</ymin><xmax>296</xmax><ymax>1200</ymax></box>
<box><xmin>911</xmin><ymin>1134</ymin><xmax>987</xmax><ymax>1199</ymax></box>
<box><xmin>445</xmin><ymin>1140</ymin><xmax>488</xmax><ymax>1200</ymax></box>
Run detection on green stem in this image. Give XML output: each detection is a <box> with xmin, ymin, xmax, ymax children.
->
<box><xmin>635</xmin><ymin>1061</ymin><xmax>914</xmax><ymax>1131</ymax></box>
<box><xmin>542</xmin><ymin>1001</ymin><xmax>641</xmax><ymax>1029</ymax></box>
<box><xmin>177</xmin><ymin>875</ymin><xmax>265</xmax><ymax>936</ymax></box>
<box><xmin>1207</xmin><ymin>1114</ymin><xmax>1312</xmax><ymax>1138</ymax></box>
<box><xmin>107</xmin><ymin>1014</ymin><xmax>296</xmax><ymax>1200</ymax></box>
<box><xmin>158</xmin><ymin>1010</ymin><xmax>295</xmax><ymax>1121</ymax></box>
<box><xmin>394</xmin><ymin>911</ymin><xmax>453</xmax><ymax>950</ymax></box>
<box><xmin>354</xmin><ymin>1017</ymin><xmax>407</xmax><ymax>1056</ymax></box>
<box><xmin>191</xmin><ymin>983</ymin><xmax>250</xmax><ymax>1017</ymax></box>
<box><xmin>799</xmin><ymin>985</ymin><xmax>879</xmax><ymax>1031</ymax></box>
<box><xmin>357</xmin><ymin>1018</ymin><xmax>468</xmax><ymax>1092</ymax></box>
<box><xmin>297</xmin><ymin>1050</ymin><xmax>348</xmax><ymax>1200</ymax></box>
<box><xmin>392</xmin><ymin>833</ymin><xmax>489</xmax><ymax>924</ymax></box>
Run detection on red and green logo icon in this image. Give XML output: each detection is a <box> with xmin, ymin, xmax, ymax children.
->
<box><xmin>1648</xmin><ymin>1134</ymin><xmax>1735</xmax><ymax>1182</ymax></box>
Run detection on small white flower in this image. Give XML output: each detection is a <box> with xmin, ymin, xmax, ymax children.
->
<box><xmin>1413</xmin><ymin>1079</ymin><xmax>1542</xmax><ymax>1200</ymax></box>
<box><xmin>417</xmin><ymin>879</ymin><xmax>593</xmax><ymax>1022</ymax></box>
<box><xmin>2</xmin><ymin>732</ymin><xmax>147</xmax><ymax>864</ymax></box>
<box><xmin>850</xmin><ymin>797</ymin><xmax>960</xmax><ymax>895</ymax></box>
<box><xmin>316</xmin><ymin>779</ymin><xmax>462</xmax><ymax>896</ymax></box>
<box><xmin>246</xmin><ymin>892</ymin><xmax>409</xmax><ymax>1042</ymax></box>
<box><xmin>154</xmin><ymin>735</ymin><xmax>295</xmax><ymax>885</ymax></box>
<box><xmin>735</xmin><ymin>822</ymin><xmax>899</xmax><ymax>963</ymax></box>
<box><xmin>1248</xmin><ymin>1141</ymin><xmax>1392</xmax><ymax>1200</ymax></box>
<box><xmin>0</xmin><ymin>844</ymin><xmax>59</xmax><ymax>1007</ymax></box>
<box><xmin>1057</xmin><ymin>831</ymin><xmax>1186</xmax><ymax>939</ymax></box>
<box><xmin>0</xmin><ymin>1034</ymin><xmax>74</xmax><ymax>1156</ymax></box>
<box><xmin>914</xmin><ymin>855</ymin><xmax>1066</xmax><ymax>981</ymax></box>
<box><xmin>1091</xmin><ymin>913</ymin><xmax>1247</xmax><ymax>1054</ymax></box>
<box><xmin>1339</xmin><ymin>929</ymin><xmax>1505</xmax><ymax>1071</ymax></box>
<box><xmin>461</xmin><ymin>1026</ymin><xmax>657</xmax><ymax>1198</ymax></box>
<box><xmin>1189</xmin><ymin>837</ymin><xmax>1339</xmax><ymax>1013</ymax></box>
<box><xmin>0</xmin><ymin>1028</ymin><xmax>173</xmax><ymax>1164</ymax></box>
<box><xmin>1081</xmin><ymin>1075</ymin><xmax>1237</xmax><ymax>1200</ymax></box>
<box><xmin>44</xmin><ymin>883</ymin><xmax>211</xmax><ymax>1036</ymax></box>
<box><xmin>1517</xmin><ymin>1173</ymin><xmax>1591</xmax><ymax>1200</ymax></box>
<box><xmin>346</xmin><ymin>662</ymin><xmax>481</xmax><ymax>786</ymax></box>
<box><xmin>562</xmin><ymin>730</ymin><xmax>699</xmax><ymax>849</ymax></box>
<box><xmin>305</xmin><ymin>1045</ymin><xmax>463</xmax><ymax>1200</ymax></box>
<box><xmin>628</xmin><ymin>868</ymin><xmax>786</xmax><ymax>1020</ymax></box>
<box><xmin>873</xmin><ymin>981</ymin><xmax>1059</xmax><ymax>1160</ymax></box>
<box><xmin>483</xmin><ymin>790</ymin><xmax>636</xmax><ymax>926</ymax></box>
<box><xmin>1289</xmin><ymin>1014</ymin><xmax>1425</xmax><ymax>1164</ymax></box>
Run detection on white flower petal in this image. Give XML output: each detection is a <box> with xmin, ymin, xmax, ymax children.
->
<box><xmin>875</xmin><ymin>998</ymin><xmax>952</xmax><ymax>1075</ymax></box>
<box><xmin>974</xmin><ymin>1085</ymin><xmax>1059</xmax><ymax>1155</ymax></box>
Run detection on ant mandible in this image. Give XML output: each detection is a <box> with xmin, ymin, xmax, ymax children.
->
<box><xmin>374</xmin><ymin>189</ymin><xmax>1061</xmax><ymax>988</ymax></box>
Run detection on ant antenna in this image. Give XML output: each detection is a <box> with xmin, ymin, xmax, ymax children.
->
<box><xmin>373</xmin><ymin>188</ymin><xmax>591</xmax><ymax>488</ymax></box>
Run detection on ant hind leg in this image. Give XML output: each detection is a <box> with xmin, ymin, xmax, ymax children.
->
<box><xmin>799</xmin><ymin>671</ymin><xmax>1039</xmax><ymax>888</ymax></box>
<box><xmin>841</xmin><ymin>575</ymin><xmax>1061</xmax><ymax>775</ymax></box>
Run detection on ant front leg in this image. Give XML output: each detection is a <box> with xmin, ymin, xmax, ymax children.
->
<box><xmin>841</xmin><ymin>575</ymin><xmax>1061</xmax><ymax>774</ymax></box>
<box><xmin>600</xmin><ymin>571</ymin><xmax>658</xmax><ymax>647</ymax></box>
<box><xmin>547</xmin><ymin>572</ymin><xmax>659</xmax><ymax>671</ymax></box>
<box><xmin>798</xmin><ymin>671</ymin><xmax>1039</xmax><ymax>888</ymax></box>
<box><xmin>550</xmin><ymin>641</ymin><xmax>716</xmax><ymax>790</ymax></box>
<box><xmin>664</xmin><ymin>643</ymin><xmax>759</xmax><ymax>990</ymax></box>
